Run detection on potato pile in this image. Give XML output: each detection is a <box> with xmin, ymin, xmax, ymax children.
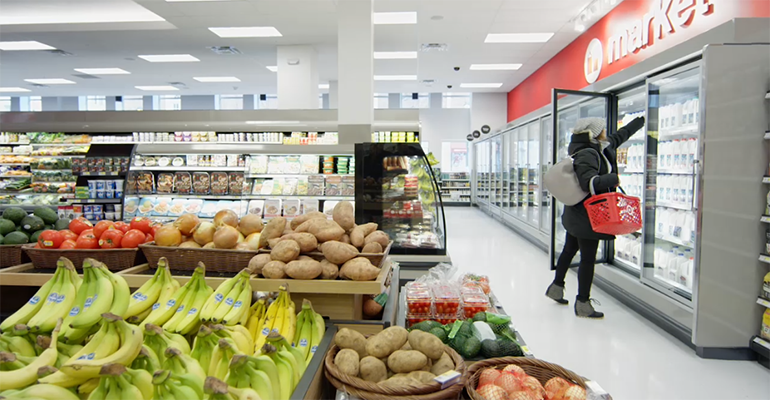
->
<box><xmin>247</xmin><ymin>201</ymin><xmax>391</xmax><ymax>281</ymax></box>
<box><xmin>332</xmin><ymin>327</ymin><xmax>456</xmax><ymax>387</ymax></box>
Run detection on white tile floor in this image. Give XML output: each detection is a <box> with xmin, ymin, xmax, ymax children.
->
<box><xmin>444</xmin><ymin>207</ymin><xmax>770</xmax><ymax>400</ymax></box>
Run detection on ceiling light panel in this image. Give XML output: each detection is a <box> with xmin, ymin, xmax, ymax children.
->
<box><xmin>24</xmin><ymin>78</ymin><xmax>75</xmax><ymax>85</ymax></box>
<box><xmin>460</xmin><ymin>83</ymin><xmax>503</xmax><ymax>88</ymax></box>
<box><xmin>0</xmin><ymin>41</ymin><xmax>55</xmax><ymax>51</ymax></box>
<box><xmin>138</xmin><ymin>54</ymin><xmax>200</xmax><ymax>63</ymax></box>
<box><xmin>0</xmin><ymin>2</ymin><xmax>165</xmax><ymax>25</ymax></box>
<box><xmin>373</xmin><ymin>51</ymin><xmax>417</xmax><ymax>59</ymax></box>
<box><xmin>374</xmin><ymin>75</ymin><xmax>417</xmax><ymax>81</ymax></box>
<box><xmin>318</xmin><ymin>84</ymin><xmax>329</xmax><ymax>89</ymax></box>
<box><xmin>469</xmin><ymin>64</ymin><xmax>522</xmax><ymax>71</ymax></box>
<box><xmin>135</xmin><ymin>86</ymin><xmax>179</xmax><ymax>91</ymax></box>
<box><xmin>74</xmin><ymin>68</ymin><xmax>130</xmax><ymax>75</ymax></box>
<box><xmin>484</xmin><ymin>33</ymin><xmax>554</xmax><ymax>43</ymax></box>
<box><xmin>266</xmin><ymin>66</ymin><xmax>278</xmax><ymax>72</ymax></box>
<box><xmin>193</xmin><ymin>76</ymin><xmax>241</xmax><ymax>82</ymax></box>
<box><xmin>0</xmin><ymin>87</ymin><xmax>31</xmax><ymax>93</ymax></box>
<box><xmin>208</xmin><ymin>27</ymin><xmax>282</xmax><ymax>38</ymax></box>
<box><xmin>373</xmin><ymin>12</ymin><xmax>417</xmax><ymax>25</ymax></box>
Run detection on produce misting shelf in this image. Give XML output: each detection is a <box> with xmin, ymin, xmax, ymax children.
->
<box><xmin>0</xmin><ymin>258</ymin><xmax>395</xmax><ymax>322</ymax></box>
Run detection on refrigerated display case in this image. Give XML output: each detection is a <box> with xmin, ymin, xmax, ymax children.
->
<box><xmin>355</xmin><ymin>143</ymin><xmax>447</xmax><ymax>256</ymax></box>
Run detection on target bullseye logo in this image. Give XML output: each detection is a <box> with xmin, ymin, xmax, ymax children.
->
<box><xmin>584</xmin><ymin>38</ymin><xmax>603</xmax><ymax>84</ymax></box>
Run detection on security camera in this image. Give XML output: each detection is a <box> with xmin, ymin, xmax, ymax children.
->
<box><xmin>453</xmin><ymin>66</ymin><xmax>460</xmax><ymax>71</ymax></box>
<box><xmin>447</xmin><ymin>85</ymin><xmax>453</xmax><ymax>89</ymax></box>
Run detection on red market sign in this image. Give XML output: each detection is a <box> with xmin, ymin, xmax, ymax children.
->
<box><xmin>507</xmin><ymin>0</ymin><xmax>770</xmax><ymax>122</ymax></box>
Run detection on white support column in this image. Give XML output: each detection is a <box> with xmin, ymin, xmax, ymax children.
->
<box><xmin>277</xmin><ymin>46</ymin><xmax>319</xmax><ymax>110</ymax></box>
<box><xmin>181</xmin><ymin>95</ymin><xmax>216</xmax><ymax>110</ymax></box>
<box><xmin>388</xmin><ymin>93</ymin><xmax>401</xmax><ymax>109</ymax></box>
<box><xmin>143</xmin><ymin>96</ymin><xmax>153</xmax><ymax>111</ymax></box>
<box><xmin>243</xmin><ymin>95</ymin><xmax>255</xmax><ymax>110</ymax></box>
<box><xmin>105</xmin><ymin>96</ymin><xmax>117</xmax><ymax>111</ymax></box>
<box><xmin>10</xmin><ymin>97</ymin><xmax>21</xmax><ymax>111</ymax></box>
<box><xmin>41</xmin><ymin>97</ymin><xmax>59</xmax><ymax>111</ymax></box>
<box><xmin>429</xmin><ymin>93</ymin><xmax>442</xmax><ymax>109</ymax></box>
<box><xmin>329</xmin><ymin>80</ymin><xmax>339</xmax><ymax>109</ymax></box>
<box><xmin>337</xmin><ymin>0</ymin><xmax>373</xmax><ymax>143</ymax></box>
<box><xmin>60</xmin><ymin>97</ymin><xmax>78</xmax><ymax>111</ymax></box>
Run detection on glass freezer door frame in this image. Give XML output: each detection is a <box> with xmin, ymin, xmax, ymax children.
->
<box><xmin>549</xmin><ymin>88</ymin><xmax>615</xmax><ymax>269</ymax></box>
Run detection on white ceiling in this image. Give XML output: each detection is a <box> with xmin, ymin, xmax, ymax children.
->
<box><xmin>0</xmin><ymin>0</ymin><xmax>617</xmax><ymax>97</ymax></box>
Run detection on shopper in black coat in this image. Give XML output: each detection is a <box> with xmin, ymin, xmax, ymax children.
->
<box><xmin>546</xmin><ymin>116</ymin><xmax>645</xmax><ymax>318</ymax></box>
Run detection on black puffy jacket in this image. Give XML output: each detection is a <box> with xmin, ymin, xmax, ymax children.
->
<box><xmin>561</xmin><ymin>117</ymin><xmax>645</xmax><ymax>240</ymax></box>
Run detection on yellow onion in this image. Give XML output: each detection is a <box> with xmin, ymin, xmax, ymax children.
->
<box><xmin>213</xmin><ymin>225</ymin><xmax>240</xmax><ymax>249</ymax></box>
<box><xmin>213</xmin><ymin>209</ymin><xmax>238</xmax><ymax>228</ymax></box>
<box><xmin>155</xmin><ymin>224</ymin><xmax>182</xmax><ymax>247</ymax></box>
<box><xmin>192</xmin><ymin>221</ymin><xmax>216</xmax><ymax>245</ymax></box>
<box><xmin>234</xmin><ymin>242</ymin><xmax>252</xmax><ymax>251</ymax></box>
<box><xmin>174</xmin><ymin>213</ymin><xmax>200</xmax><ymax>236</ymax></box>
<box><xmin>244</xmin><ymin>232</ymin><xmax>261</xmax><ymax>250</ymax></box>
<box><xmin>238</xmin><ymin>214</ymin><xmax>264</xmax><ymax>236</ymax></box>
<box><xmin>202</xmin><ymin>242</ymin><xmax>216</xmax><ymax>249</ymax></box>
<box><xmin>179</xmin><ymin>240</ymin><xmax>201</xmax><ymax>248</ymax></box>
<box><xmin>238</xmin><ymin>233</ymin><xmax>244</xmax><ymax>243</ymax></box>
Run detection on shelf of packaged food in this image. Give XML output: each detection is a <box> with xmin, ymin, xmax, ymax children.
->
<box><xmin>0</xmin><ymin>142</ymin><xmax>31</xmax><ymax>146</ymax></box>
<box><xmin>751</xmin><ymin>336</ymin><xmax>770</xmax><ymax>355</ymax></box>
<box><xmin>656</xmin><ymin>235</ymin><xmax>694</xmax><ymax>248</ymax></box>
<box><xmin>31</xmin><ymin>155</ymin><xmax>86</xmax><ymax>158</ymax></box>
<box><xmin>763</xmin><ymin>177</ymin><xmax>770</xmax><ymax>184</ymax></box>
<box><xmin>657</xmin><ymin>201</ymin><xmax>693</xmax><ymax>211</ymax></box>
<box><xmin>659</xmin><ymin>126</ymin><xmax>699</xmax><ymax>139</ymax></box>
<box><xmin>78</xmin><ymin>172</ymin><xmax>125</xmax><ymax>177</ymax></box>
<box><xmin>132</xmin><ymin>166</ymin><xmax>244</xmax><ymax>172</ymax></box>
<box><xmin>658</xmin><ymin>170</ymin><xmax>695</xmax><ymax>175</ymax></box>
<box><xmin>0</xmin><ymin>189</ymin><xmax>33</xmax><ymax>195</ymax></box>
<box><xmin>759</xmin><ymin>254</ymin><xmax>770</xmax><ymax>264</ymax></box>
<box><xmin>761</xmin><ymin>216</ymin><xmax>770</xmax><ymax>223</ymax></box>
<box><xmin>440</xmin><ymin>187</ymin><xmax>470</xmax><ymax>190</ymax></box>
<box><xmin>245</xmin><ymin>174</ymin><xmax>353</xmax><ymax>179</ymax></box>
<box><xmin>71</xmin><ymin>198</ymin><xmax>123</xmax><ymax>204</ymax></box>
<box><xmin>30</xmin><ymin>143</ymin><xmax>90</xmax><ymax>147</ymax></box>
<box><xmin>146</xmin><ymin>193</ymin><xmax>353</xmax><ymax>201</ymax></box>
<box><xmin>31</xmin><ymin>181</ymin><xmax>76</xmax><ymax>185</ymax></box>
<box><xmin>0</xmin><ymin>163</ymin><xmax>30</xmax><ymax>166</ymax></box>
<box><xmin>757</xmin><ymin>297</ymin><xmax>770</xmax><ymax>309</ymax></box>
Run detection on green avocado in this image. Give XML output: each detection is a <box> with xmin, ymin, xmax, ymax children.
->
<box><xmin>33</xmin><ymin>207</ymin><xmax>59</xmax><ymax>225</ymax></box>
<box><xmin>30</xmin><ymin>230</ymin><xmax>44</xmax><ymax>244</ymax></box>
<box><xmin>0</xmin><ymin>233</ymin><xmax>4</xmax><ymax>244</ymax></box>
<box><xmin>20</xmin><ymin>215</ymin><xmax>44</xmax><ymax>234</ymax></box>
<box><xmin>0</xmin><ymin>218</ymin><xmax>15</xmax><ymax>235</ymax></box>
<box><xmin>54</xmin><ymin>218</ymin><xmax>71</xmax><ymax>231</ymax></box>
<box><xmin>3</xmin><ymin>231</ymin><xmax>29</xmax><ymax>245</ymax></box>
<box><xmin>2</xmin><ymin>207</ymin><xmax>26</xmax><ymax>225</ymax></box>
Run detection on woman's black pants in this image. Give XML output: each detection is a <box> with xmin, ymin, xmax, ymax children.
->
<box><xmin>553</xmin><ymin>232</ymin><xmax>599</xmax><ymax>302</ymax></box>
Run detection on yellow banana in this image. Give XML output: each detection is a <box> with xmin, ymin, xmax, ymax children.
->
<box><xmin>69</xmin><ymin>259</ymin><xmax>114</xmax><ymax>330</ymax></box>
<box><xmin>59</xmin><ymin>314</ymin><xmax>142</xmax><ymax>379</ymax></box>
<box><xmin>262</xmin><ymin>343</ymin><xmax>293</xmax><ymax>400</ymax></box>
<box><xmin>284</xmin><ymin>299</ymin><xmax>296</xmax><ymax>344</ymax></box>
<box><xmin>0</xmin><ymin>318</ymin><xmax>61</xmax><ymax>391</ymax></box>
<box><xmin>126</xmin><ymin>306</ymin><xmax>152</xmax><ymax>325</ymax></box>
<box><xmin>0</xmin><ymin>334</ymin><xmax>35</xmax><ymax>357</ymax></box>
<box><xmin>204</xmin><ymin>376</ymin><xmax>235</xmax><ymax>400</ymax></box>
<box><xmin>77</xmin><ymin>377</ymin><xmax>100</xmax><ymax>396</ymax></box>
<box><xmin>0</xmin><ymin>267</ymin><xmax>62</xmax><ymax>332</ymax></box>
<box><xmin>160</xmin><ymin>264</ymin><xmax>205</xmax><ymax>332</ymax></box>
<box><xmin>67</xmin><ymin>321</ymin><xmax>120</xmax><ymax>362</ymax></box>
<box><xmin>295</xmin><ymin>311</ymin><xmax>310</xmax><ymax>360</ymax></box>
<box><xmin>223</xmin><ymin>276</ymin><xmax>252</xmax><ymax>325</ymax></box>
<box><xmin>171</xmin><ymin>277</ymin><xmax>213</xmax><ymax>335</ymax></box>
<box><xmin>200</xmin><ymin>270</ymin><xmax>243</xmax><ymax>322</ymax></box>
<box><xmin>266</xmin><ymin>331</ymin><xmax>305</xmax><ymax>378</ymax></box>
<box><xmin>129</xmin><ymin>345</ymin><xmax>160</xmax><ymax>375</ymax></box>
<box><xmin>162</xmin><ymin>347</ymin><xmax>206</xmax><ymax>383</ymax></box>
<box><xmin>248</xmin><ymin>352</ymin><xmax>280</xmax><ymax>400</ymax></box>
<box><xmin>142</xmin><ymin>274</ymin><xmax>193</xmax><ymax>328</ymax></box>
<box><xmin>125</xmin><ymin>265</ymin><xmax>164</xmax><ymax>319</ymax></box>
<box><xmin>28</xmin><ymin>258</ymin><xmax>79</xmax><ymax>333</ymax></box>
<box><xmin>190</xmin><ymin>325</ymin><xmax>217</xmax><ymax>374</ymax></box>
<box><xmin>211</xmin><ymin>324</ymin><xmax>252</xmax><ymax>355</ymax></box>
<box><xmin>229</xmin><ymin>386</ymin><xmax>263</xmax><ymax>400</ymax></box>
<box><xmin>211</xmin><ymin>276</ymin><xmax>244</xmax><ymax>324</ymax></box>
<box><xmin>96</xmin><ymin>262</ymin><xmax>131</xmax><ymax>318</ymax></box>
<box><xmin>4</xmin><ymin>382</ymin><xmax>80</xmax><ymax>400</ymax></box>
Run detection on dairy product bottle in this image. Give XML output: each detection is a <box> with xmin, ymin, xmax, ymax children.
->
<box><xmin>686</xmin><ymin>176</ymin><xmax>694</xmax><ymax>207</ymax></box>
<box><xmin>682</xmin><ymin>212</ymin><xmax>695</xmax><ymax>244</ymax></box>
<box><xmin>680</xmin><ymin>256</ymin><xmax>694</xmax><ymax>289</ymax></box>
<box><xmin>632</xmin><ymin>240</ymin><xmax>642</xmax><ymax>265</ymax></box>
<box><xmin>693</xmin><ymin>98</ymin><xmax>700</xmax><ymax>125</ymax></box>
<box><xmin>665</xmin><ymin>175</ymin><xmax>673</xmax><ymax>202</ymax></box>
<box><xmin>659</xmin><ymin>106</ymin><xmax>668</xmax><ymax>131</ymax></box>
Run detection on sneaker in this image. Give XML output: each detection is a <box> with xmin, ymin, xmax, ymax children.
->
<box><xmin>575</xmin><ymin>298</ymin><xmax>604</xmax><ymax>319</ymax></box>
<box><xmin>545</xmin><ymin>283</ymin><xmax>568</xmax><ymax>305</ymax></box>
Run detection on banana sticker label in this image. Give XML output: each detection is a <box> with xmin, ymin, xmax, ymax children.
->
<box><xmin>69</xmin><ymin>306</ymin><xmax>80</xmax><ymax>317</ymax></box>
<box><xmin>225</xmin><ymin>298</ymin><xmax>234</xmax><ymax>306</ymax></box>
<box><xmin>152</xmin><ymin>302</ymin><xmax>160</xmax><ymax>310</ymax></box>
<box><xmin>84</xmin><ymin>294</ymin><xmax>98</xmax><ymax>309</ymax></box>
<box><xmin>311</xmin><ymin>346</ymin><xmax>318</xmax><ymax>353</ymax></box>
<box><xmin>47</xmin><ymin>292</ymin><xmax>59</xmax><ymax>303</ymax></box>
<box><xmin>133</xmin><ymin>292</ymin><xmax>148</xmax><ymax>301</ymax></box>
<box><xmin>261</xmin><ymin>327</ymin><xmax>270</xmax><ymax>335</ymax></box>
<box><xmin>233</xmin><ymin>301</ymin><xmax>242</xmax><ymax>308</ymax></box>
<box><xmin>176</xmin><ymin>305</ymin><xmax>185</xmax><ymax>313</ymax></box>
<box><xmin>77</xmin><ymin>352</ymin><xmax>96</xmax><ymax>360</ymax></box>
<box><xmin>299</xmin><ymin>339</ymin><xmax>308</xmax><ymax>347</ymax></box>
<box><xmin>29</xmin><ymin>296</ymin><xmax>41</xmax><ymax>305</ymax></box>
<box><xmin>187</xmin><ymin>308</ymin><xmax>198</xmax><ymax>315</ymax></box>
<box><xmin>166</xmin><ymin>299</ymin><xmax>176</xmax><ymax>308</ymax></box>
<box><xmin>215</xmin><ymin>293</ymin><xmax>224</xmax><ymax>302</ymax></box>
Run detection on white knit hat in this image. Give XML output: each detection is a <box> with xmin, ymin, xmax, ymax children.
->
<box><xmin>572</xmin><ymin>117</ymin><xmax>606</xmax><ymax>139</ymax></box>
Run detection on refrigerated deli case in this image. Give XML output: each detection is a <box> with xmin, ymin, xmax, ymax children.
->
<box><xmin>472</xmin><ymin>42</ymin><xmax>770</xmax><ymax>358</ymax></box>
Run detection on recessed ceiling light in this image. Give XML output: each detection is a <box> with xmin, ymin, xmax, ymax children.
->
<box><xmin>469</xmin><ymin>64</ymin><xmax>522</xmax><ymax>71</ymax></box>
<box><xmin>0</xmin><ymin>3</ymin><xmax>164</xmax><ymax>25</ymax></box>
<box><xmin>208</xmin><ymin>27</ymin><xmax>282</xmax><ymax>38</ymax></box>
<box><xmin>318</xmin><ymin>83</ymin><xmax>329</xmax><ymax>89</ymax></box>
<box><xmin>373</xmin><ymin>51</ymin><xmax>417</xmax><ymax>59</ymax></box>
<box><xmin>373</xmin><ymin>12</ymin><xmax>417</xmax><ymax>25</ymax></box>
<box><xmin>0</xmin><ymin>87</ymin><xmax>31</xmax><ymax>93</ymax></box>
<box><xmin>135</xmin><ymin>86</ymin><xmax>179</xmax><ymax>91</ymax></box>
<box><xmin>266</xmin><ymin>66</ymin><xmax>278</xmax><ymax>72</ymax></box>
<box><xmin>74</xmin><ymin>68</ymin><xmax>130</xmax><ymax>75</ymax></box>
<box><xmin>484</xmin><ymin>33</ymin><xmax>554</xmax><ymax>43</ymax></box>
<box><xmin>138</xmin><ymin>54</ymin><xmax>200</xmax><ymax>63</ymax></box>
<box><xmin>460</xmin><ymin>83</ymin><xmax>503</xmax><ymax>88</ymax></box>
<box><xmin>193</xmin><ymin>76</ymin><xmax>241</xmax><ymax>82</ymax></box>
<box><xmin>0</xmin><ymin>41</ymin><xmax>55</xmax><ymax>51</ymax></box>
<box><xmin>374</xmin><ymin>75</ymin><xmax>418</xmax><ymax>81</ymax></box>
<box><xmin>24</xmin><ymin>78</ymin><xmax>75</xmax><ymax>85</ymax></box>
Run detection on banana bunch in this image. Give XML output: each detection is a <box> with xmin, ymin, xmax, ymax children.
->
<box><xmin>130</xmin><ymin>345</ymin><xmax>161</xmax><ymax>376</ymax></box>
<box><xmin>257</xmin><ymin>343</ymin><xmax>298</xmax><ymax>400</ymax></box>
<box><xmin>143</xmin><ymin>323</ymin><xmax>191</xmax><ymax>364</ymax></box>
<box><xmin>210</xmin><ymin>324</ymin><xmax>253</xmax><ymax>355</ymax></box>
<box><xmin>56</xmin><ymin>313</ymin><xmax>142</xmax><ymax>380</ymax></box>
<box><xmin>0</xmin><ymin>383</ymin><xmax>80</xmax><ymax>400</ymax></box>
<box><xmin>266</xmin><ymin>332</ymin><xmax>305</xmax><ymax>378</ymax></box>
<box><xmin>0</xmin><ymin>258</ymin><xmax>80</xmax><ymax>334</ymax></box>
<box><xmin>0</xmin><ymin>319</ymin><xmax>61</xmax><ymax>391</ymax></box>
<box><xmin>153</xmin><ymin>369</ymin><xmax>205</xmax><ymax>400</ymax></box>
<box><xmin>204</xmin><ymin>376</ymin><xmax>262</xmax><ymax>400</ymax></box>
<box><xmin>226</xmin><ymin>354</ymin><xmax>279</xmax><ymax>400</ymax></box>
<box><xmin>293</xmin><ymin>299</ymin><xmax>326</xmax><ymax>365</ymax></box>
<box><xmin>0</xmin><ymin>333</ymin><xmax>35</xmax><ymax>359</ymax></box>
<box><xmin>125</xmin><ymin>257</ymin><xmax>180</xmax><ymax>324</ymax></box>
<box><xmin>208</xmin><ymin>338</ymin><xmax>243</xmax><ymax>380</ymax></box>
<box><xmin>244</xmin><ymin>299</ymin><xmax>266</xmax><ymax>343</ymax></box>
<box><xmin>143</xmin><ymin>262</ymin><xmax>210</xmax><ymax>333</ymax></box>
<box><xmin>200</xmin><ymin>269</ymin><xmax>252</xmax><ymax>325</ymax></box>
<box><xmin>162</xmin><ymin>347</ymin><xmax>206</xmax><ymax>381</ymax></box>
<box><xmin>254</xmin><ymin>286</ymin><xmax>294</xmax><ymax>352</ymax></box>
<box><xmin>86</xmin><ymin>363</ymin><xmax>153</xmax><ymax>400</ymax></box>
<box><xmin>59</xmin><ymin>258</ymin><xmax>130</xmax><ymax>344</ymax></box>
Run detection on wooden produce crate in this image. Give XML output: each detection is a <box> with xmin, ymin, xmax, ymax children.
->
<box><xmin>331</xmin><ymin>266</ymin><xmax>399</xmax><ymax>336</ymax></box>
<box><xmin>291</xmin><ymin>322</ymin><xmax>338</xmax><ymax>400</ymax></box>
<box><xmin>22</xmin><ymin>244</ymin><xmax>142</xmax><ymax>271</ymax></box>
<box><xmin>0</xmin><ymin>244</ymin><xmax>27</xmax><ymax>268</ymax></box>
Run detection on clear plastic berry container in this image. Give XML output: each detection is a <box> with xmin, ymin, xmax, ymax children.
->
<box><xmin>461</xmin><ymin>282</ymin><xmax>485</xmax><ymax>295</ymax></box>
<box><xmin>462</xmin><ymin>292</ymin><xmax>491</xmax><ymax>319</ymax></box>
<box><xmin>406</xmin><ymin>288</ymin><xmax>433</xmax><ymax>315</ymax></box>
<box><xmin>433</xmin><ymin>313</ymin><xmax>460</xmax><ymax>326</ymax></box>
<box><xmin>433</xmin><ymin>285</ymin><xmax>460</xmax><ymax>316</ymax></box>
<box><xmin>406</xmin><ymin>314</ymin><xmax>432</xmax><ymax>327</ymax></box>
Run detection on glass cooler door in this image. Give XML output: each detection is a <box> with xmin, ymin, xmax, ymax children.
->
<box><xmin>355</xmin><ymin>143</ymin><xmax>447</xmax><ymax>255</ymax></box>
<box><xmin>641</xmin><ymin>64</ymin><xmax>701</xmax><ymax>304</ymax></box>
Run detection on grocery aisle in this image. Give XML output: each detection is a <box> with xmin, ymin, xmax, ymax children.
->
<box><xmin>444</xmin><ymin>207</ymin><xmax>770</xmax><ymax>399</ymax></box>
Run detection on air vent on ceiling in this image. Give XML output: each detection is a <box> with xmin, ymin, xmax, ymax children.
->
<box><xmin>29</xmin><ymin>84</ymin><xmax>48</xmax><ymax>88</ymax></box>
<box><xmin>420</xmin><ymin>43</ymin><xmax>448</xmax><ymax>52</ymax></box>
<box><xmin>209</xmin><ymin>46</ymin><xmax>242</xmax><ymax>55</ymax></box>
<box><xmin>422</xmin><ymin>79</ymin><xmax>435</xmax><ymax>86</ymax></box>
<box><xmin>168</xmin><ymin>82</ymin><xmax>188</xmax><ymax>89</ymax></box>
<box><xmin>45</xmin><ymin>50</ymin><xmax>73</xmax><ymax>57</ymax></box>
<box><xmin>72</xmin><ymin>74</ymin><xmax>101</xmax><ymax>80</ymax></box>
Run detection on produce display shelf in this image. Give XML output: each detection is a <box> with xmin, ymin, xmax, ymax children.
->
<box><xmin>750</xmin><ymin>336</ymin><xmax>770</xmax><ymax>368</ymax></box>
<box><xmin>148</xmin><ymin>193</ymin><xmax>354</xmax><ymax>201</ymax></box>
<box><xmin>0</xmin><ymin>163</ymin><xmax>30</xmax><ymax>166</ymax></box>
<box><xmin>78</xmin><ymin>172</ymin><xmax>124</xmax><ymax>177</ymax></box>
<box><xmin>757</xmin><ymin>297</ymin><xmax>770</xmax><ymax>309</ymax></box>
<box><xmin>441</xmin><ymin>187</ymin><xmax>470</xmax><ymax>190</ymax></box>
<box><xmin>30</xmin><ymin>155</ymin><xmax>86</xmax><ymax>158</ymax></box>
<box><xmin>30</xmin><ymin>143</ymin><xmax>89</xmax><ymax>147</ymax></box>
<box><xmin>442</xmin><ymin>179</ymin><xmax>470</xmax><ymax>182</ymax></box>
<box><xmin>245</xmin><ymin>173</ymin><xmax>354</xmax><ymax>179</ymax></box>
<box><xmin>131</xmin><ymin>166</ymin><xmax>244</xmax><ymax>172</ymax></box>
<box><xmin>70</xmin><ymin>198</ymin><xmax>123</xmax><ymax>204</ymax></box>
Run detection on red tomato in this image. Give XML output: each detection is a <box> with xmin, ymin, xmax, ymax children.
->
<box><xmin>150</xmin><ymin>223</ymin><xmax>162</xmax><ymax>238</ymax></box>
<box><xmin>121</xmin><ymin>229</ymin><xmax>146</xmax><ymax>249</ymax></box>
<box><xmin>69</xmin><ymin>218</ymin><xmax>93</xmax><ymax>235</ymax></box>
<box><xmin>93</xmin><ymin>221</ymin><xmax>116</xmax><ymax>239</ymax></box>
<box><xmin>79</xmin><ymin>229</ymin><xmax>94</xmax><ymax>238</ymax></box>
<box><xmin>114</xmin><ymin>221</ymin><xmax>130</xmax><ymax>234</ymax></box>
<box><xmin>59</xmin><ymin>239</ymin><xmax>77</xmax><ymax>249</ymax></box>
<box><xmin>38</xmin><ymin>230</ymin><xmax>64</xmax><ymax>249</ymax></box>
<box><xmin>143</xmin><ymin>234</ymin><xmax>154</xmax><ymax>244</ymax></box>
<box><xmin>59</xmin><ymin>229</ymin><xmax>78</xmax><ymax>242</ymax></box>
<box><xmin>130</xmin><ymin>217</ymin><xmax>152</xmax><ymax>234</ymax></box>
<box><xmin>99</xmin><ymin>229</ymin><xmax>124</xmax><ymax>249</ymax></box>
<box><xmin>75</xmin><ymin>233</ymin><xmax>99</xmax><ymax>249</ymax></box>
<box><xmin>33</xmin><ymin>243</ymin><xmax>41</xmax><ymax>248</ymax></box>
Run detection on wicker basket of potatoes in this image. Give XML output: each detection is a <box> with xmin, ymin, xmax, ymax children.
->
<box><xmin>248</xmin><ymin>201</ymin><xmax>391</xmax><ymax>281</ymax></box>
<box><xmin>324</xmin><ymin>327</ymin><xmax>467</xmax><ymax>400</ymax></box>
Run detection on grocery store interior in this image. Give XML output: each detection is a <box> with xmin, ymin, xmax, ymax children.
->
<box><xmin>0</xmin><ymin>0</ymin><xmax>769</xmax><ymax>399</ymax></box>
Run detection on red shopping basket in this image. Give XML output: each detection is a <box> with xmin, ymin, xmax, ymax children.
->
<box><xmin>585</xmin><ymin>191</ymin><xmax>642</xmax><ymax>235</ymax></box>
